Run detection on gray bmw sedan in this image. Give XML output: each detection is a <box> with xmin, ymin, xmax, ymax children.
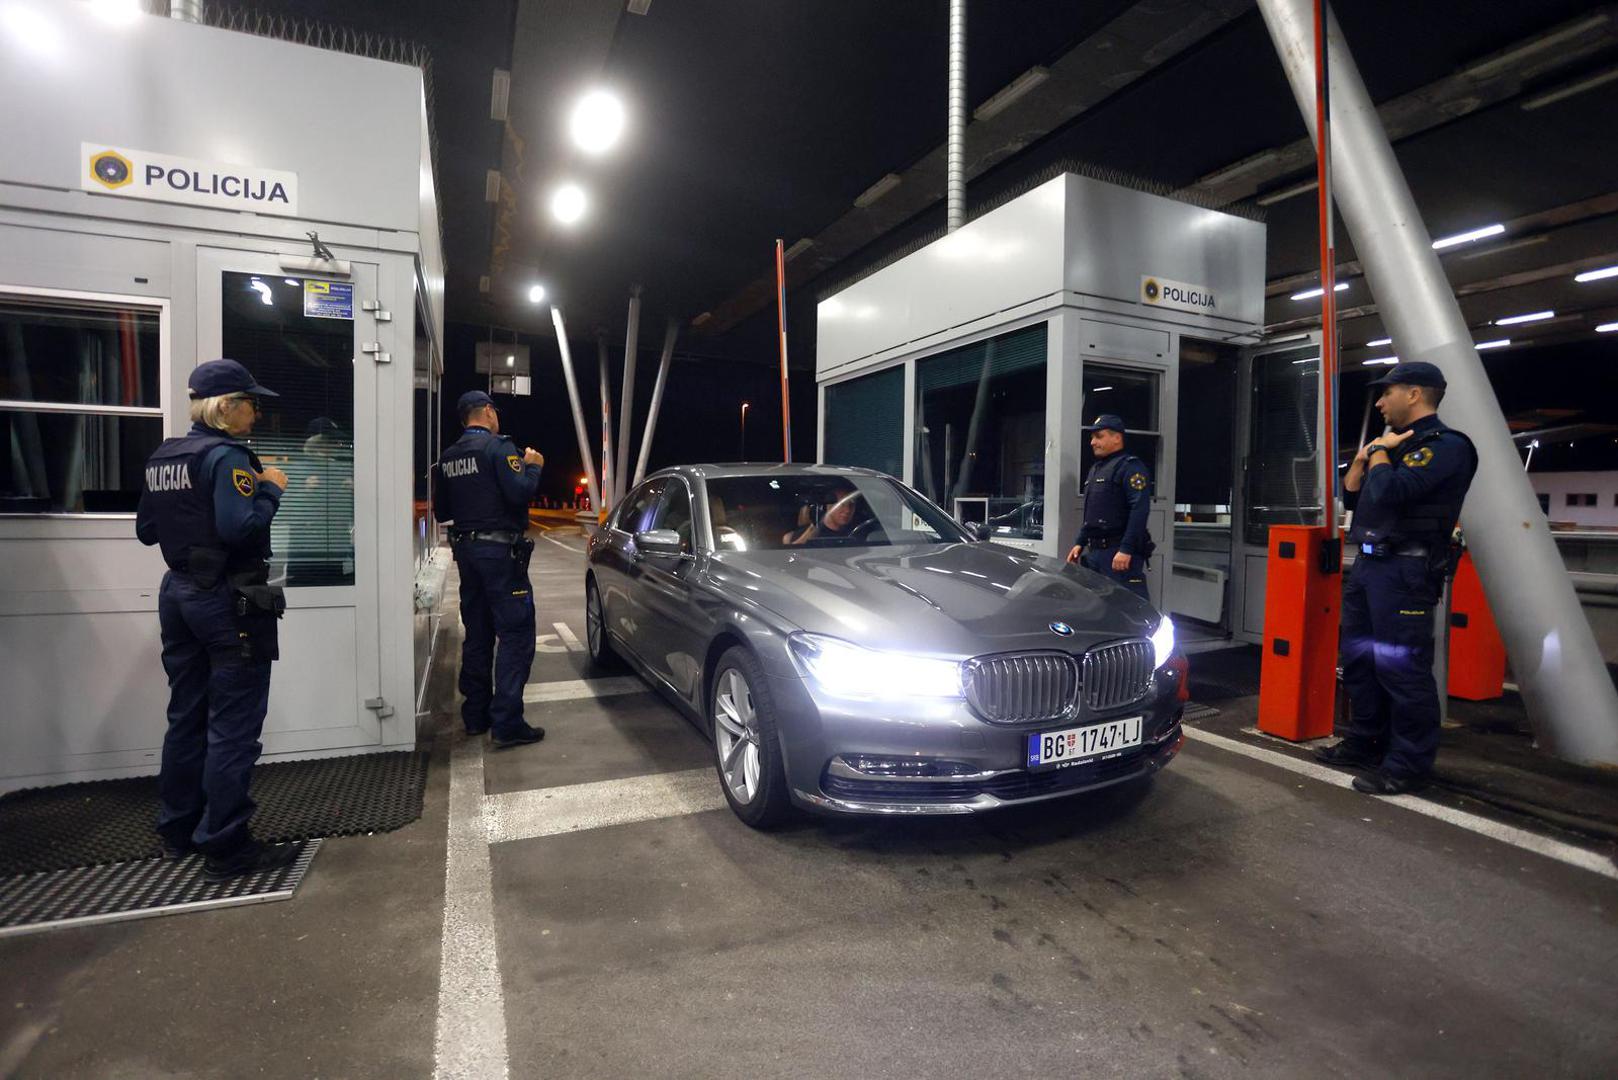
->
<box><xmin>585</xmin><ymin>464</ymin><xmax>1187</xmax><ymax>828</ymax></box>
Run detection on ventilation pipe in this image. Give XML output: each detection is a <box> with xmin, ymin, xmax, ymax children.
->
<box><xmin>1258</xmin><ymin>0</ymin><xmax>1618</xmax><ymax>765</ymax></box>
<box><xmin>169</xmin><ymin>0</ymin><xmax>204</xmax><ymax>23</ymax></box>
<box><xmin>946</xmin><ymin>0</ymin><xmax>967</xmax><ymax>232</ymax></box>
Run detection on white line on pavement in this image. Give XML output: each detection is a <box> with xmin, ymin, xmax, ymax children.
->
<box><xmin>486</xmin><ymin>767</ymin><xmax>724</xmax><ymax>844</ymax></box>
<box><xmin>538</xmin><ymin>531</ymin><xmax>585</xmax><ymax>555</ymax></box>
<box><xmin>432</xmin><ymin>735</ymin><xmax>510</xmax><ymax>1080</ymax></box>
<box><xmin>521</xmin><ymin>676</ymin><xmax>647</xmax><ymax>703</ymax></box>
<box><xmin>1184</xmin><ymin>727</ymin><xmax>1618</xmax><ymax>882</ymax></box>
<box><xmin>553</xmin><ymin>621</ymin><xmax>586</xmax><ymax>652</ymax></box>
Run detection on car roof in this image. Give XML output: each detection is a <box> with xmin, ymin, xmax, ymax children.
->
<box><xmin>648</xmin><ymin>463</ymin><xmax>890</xmax><ymax>482</ymax></box>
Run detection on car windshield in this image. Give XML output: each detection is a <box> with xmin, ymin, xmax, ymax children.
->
<box><xmin>704</xmin><ymin>473</ymin><xmax>968</xmax><ymax>551</ymax></box>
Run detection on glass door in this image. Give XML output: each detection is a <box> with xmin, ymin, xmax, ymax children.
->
<box><xmin>1079</xmin><ymin>361</ymin><xmax>1166</xmax><ymax>604</ymax></box>
<box><xmin>196</xmin><ymin>248</ymin><xmax>382</xmax><ymax>746</ymax></box>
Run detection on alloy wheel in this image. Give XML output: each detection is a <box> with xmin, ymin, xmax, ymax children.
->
<box><xmin>713</xmin><ymin>667</ymin><xmax>761</xmax><ymax>804</ymax></box>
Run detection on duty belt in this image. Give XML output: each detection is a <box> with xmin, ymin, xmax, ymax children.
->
<box><xmin>1359</xmin><ymin>541</ymin><xmax>1431</xmax><ymax>559</ymax></box>
<box><xmin>1086</xmin><ymin>535</ymin><xmax>1123</xmax><ymax>550</ymax></box>
<box><xmin>450</xmin><ymin>528</ymin><xmax>522</xmax><ymax>545</ymax></box>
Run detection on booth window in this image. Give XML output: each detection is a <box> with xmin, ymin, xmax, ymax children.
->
<box><xmin>0</xmin><ymin>296</ymin><xmax>163</xmax><ymax>514</ymax></box>
<box><xmin>413</xmin><ymin>296</ymin><xmax>441</xmax><ymax>571</ymax></box>
<box><xmin>1243</xmin><ymin>345</ymin><xmax>1323</xmax><ymax>545</ymax></box>
<box><xmin>914</xmin><ymin>322</ymin><xmax>1047</xmax><ymax>539</ymax></box>
<box><xmin>222</xmin><ymin>272</ymin><xmax>355</xmax><ymax>587</ymax></box>
<box><xmin>824</xmin><ymin>366</ymin><xmax>904</xmax><ymax>479</ymax></box>
<box><xmin>1080</xmin><ymin>363</ymin><xmax>1162</xmax><ymax>479</ymax></box>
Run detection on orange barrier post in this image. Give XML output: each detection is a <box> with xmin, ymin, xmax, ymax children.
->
<box><xmin>1257</xmin><ymin>525</ymin><xmax>1341</xmax><ymax>741</ymax></box>
<box><xmin>1447</xmin><ymin>551</ymin><xmax>1506</xmax><ymax>700</ymax></box>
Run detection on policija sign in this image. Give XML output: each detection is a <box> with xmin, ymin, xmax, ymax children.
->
<box><xmin>80</xmin><ymin>144</ymin><xmax>299</xmax><ymax>217</ymax></box>
<box><xmin>1140</xmin><ymin>275</ymin><xmax>1217</xmax><ymax>315</ymax></box>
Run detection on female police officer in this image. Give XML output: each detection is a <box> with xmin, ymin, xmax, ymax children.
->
<box><xmin>136</xmin><ymin>359</ymin><xmax>297</xmax><ymax>880</ymax></box>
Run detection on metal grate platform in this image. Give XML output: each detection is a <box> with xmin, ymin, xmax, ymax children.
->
<box><xmin>0</xmin><ymin>841</ymin><xmax>321</xmax><ymax>938</ymax></box>
<box><xmin>1182</xmin><ymin>703</ymin><xmax>1221</xmax><ymax>721</ymax></box>
<box><xmin>0</xmin><ymin>751</ymin><xmax>426</xmax><ymax>876</ymax></box>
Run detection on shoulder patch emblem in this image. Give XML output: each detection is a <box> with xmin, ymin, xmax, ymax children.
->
<box><xmin>231</xmin><ymin>467</ymin><xmax>255</xmax><ymax>497</ymax></box>
<box><xmin>1402</xmin><ymin>447</ymin><xmax>1434</xmax><ymax>468</ymax></box>
<box><xmin>507</xmin><ymin>455</ymin><xmax>522</xmax><ymax>473</ymax></box>
<box><xmin>1128</xmin><ymin>472</ymin><xmax>1148</xmax><ymax>491</ymax></box>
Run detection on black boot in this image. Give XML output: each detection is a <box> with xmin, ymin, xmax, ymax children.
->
<box><xmin>202</xmin><ymin>839</ymin><xmax>299</xmax><ymax>882</ymax></box>
<box><xmin>491</xmin><ymin>724</ymin><xmax>545</xmax><ymax>749</ymax></box>
<box><xmin>1313</xmin><ymin>740</ymin><xmax>1383</xmax><ymax>769</ymax></box>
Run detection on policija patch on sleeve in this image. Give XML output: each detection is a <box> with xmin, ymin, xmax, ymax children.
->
<box><xmin>1402</xmin><ymin>447</ymin><xmax>1434</xmax><ymax>468</ymax></box>
<box><xmin>507</xmin><ymin>454</ymin><xmax>523</xmax><ymax>472</ymax></box>
<box><xmin>231</xmin><ymin>468</ymin><xmax>255</xmax><ymax>497</ymax></box>
<box><xmin>1128</xmin><ymin>472</ymin><xmax>1148</xmax><ymax>491</ymax></box>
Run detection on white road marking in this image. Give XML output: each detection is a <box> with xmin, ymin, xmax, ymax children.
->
<box><xmin>553</xmin><ymin>621</ymin><xmax>586</xmax><ymax>652</ymax></box>
<box><xmin>1184</xmin><ymin>727</ymin><xmax>1618</xmax><ymax>882</ymax></box>
<box><xmin>522</xmin><ymin>676</ymin><xmax>647</xmax><ymax>703</ymax></box>
<box><xmin>486</xmin><ymin>767</ymin><xmax>724</xmax><ymax>844</ymax></box>
<box><xmin>538</xmin><ymin>531</ymin><xmax>585</xmax><ymax>555</ymax></box>
<box><xmin>432</xmin><ymin>734</ymin><xmax>509</xmax><ymax>1080</ymax></box>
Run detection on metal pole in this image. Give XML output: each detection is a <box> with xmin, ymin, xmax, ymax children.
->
<box><xmin>1313</xmin><ymin>0</ymin><xmax>1340</xmax><ymax>543</ymax></box>
<box><xmin>633</xmin><ymin>320</ymin><xmax>677</xmax><ymax>486</ymax></box>
<box><xmin>775</xmin><ymin>240</ymin><xmax>793</xmax><ymax>462</ymax></box>
<box><xmin>550</xmin><ymin>307</ymin><xmax>600</xmax><ymax>512</ymax></box>
<box><xmin>1258</xmin><ymin>0</ymin><xmax>1618</xmax><ymax>764</ymax></box>
<box><xmin>597</xmin><ymin>334</ymin><xmax>615</xmax><ymax>514</ymax></box>
<box><xmin>946</xmin><ymin>0</ymin><xmax>967</xmax><ymax>233</ymax></box>
<box><xmin>615</xmin><ymin>287</ymin><xmax>641</xmax><ymax>507</ymax></box>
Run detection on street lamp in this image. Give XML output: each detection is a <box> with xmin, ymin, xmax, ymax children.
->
<box><xmin>740</xmin><ymin>401</ymin><xmax>750</xmax><ymax>461</ymax></box>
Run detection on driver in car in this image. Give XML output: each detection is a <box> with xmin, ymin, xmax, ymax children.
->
<box><xmin>783</xmin><ymin>486</ymin><xmax>863</xmax><ymax>545</ymax></box>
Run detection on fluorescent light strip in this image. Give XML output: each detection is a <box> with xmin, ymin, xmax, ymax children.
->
<box><xmin>1596</xmin><ymin>322</ymin><xmax>1618</xmax><ymax>333</ymax></box>
<box><xmin>1363</xmin><ymin>357</ymin><xmax>1399</xmax><ymax>366</ymax></box>
<box><xmin>1522</xmin><ymin>64</ymin><xmax>1618</xmax><ymax>111</ymax></box>
<box><xmin>1574</xmin><ymin>265</ymin><xmax>1618</xmax><ymax>283</ymax></box>
<box><xmin>974</xmin><ymin>66</ymin><xmax>1050</xmax><ymax>121</ymax></box>
<box><xmin>1290</xmin><ymin>283</ymin><xmax>1350</xmax><ymax>301</ymax></box>
<box><xmin>854</xmin><ymin>173</ymin><xmax>901</xmax><ymax>208</ymax></box>
<box><xmin>1255</xmin><ymin>178</ymin><xmax>1318</xmax><ymax>207</ymax></box>
<box><xmin>1366</xmin><ymin>337</ymin><xmax>1392</xmax><ymax>347</ymax></box>
<box><xmin>1475</xmin><ymin>339</ymin><xmax>1511</xmax><ymax>350</ymax></box>
<box><xmin>1432</xmin><ymin>224</ymin><xmax>1504</xmax><ymax>250</ymax></box>
<box><xmin>1495</xmin><ymin>310</ymin><xmax>1554</xmax><ymax>325</ymax></box>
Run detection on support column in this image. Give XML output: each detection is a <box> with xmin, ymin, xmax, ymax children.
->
<box><xmin>550</xmin><ymin>307</ymin><xmax>600</xmax><ymax>512</ymax></box>
<box><xmin>597</xmin><ymin>334</ymin><xmax>615</xmax><ymax>513</ymax></box>
<box><xmin>633</xmin><ymin>320</ymin><xmax>677</xmax><ymax>486</ymax></box>
<box><xmin>1258</xmin><ymin>0</ymin><xmax>1618</xmax><ymax>764</ymax></box>
<box><xmin>615</xmin><ymin>287</ymin><xmax>641</xmax><ymax>506</ymax></box>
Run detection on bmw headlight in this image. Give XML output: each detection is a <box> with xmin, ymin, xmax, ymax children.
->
<box><xmin>788</xmin><ymin>633</ymin><xmax>963</xmax><ymax>699</ymax></box>
<box><xmin>1150</xmin><ymin>615</ymin><xmax>1176</xmax><ymax>668</ymax></box>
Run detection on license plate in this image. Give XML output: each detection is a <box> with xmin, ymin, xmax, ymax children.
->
<box><xmin>1027</xmin><ymin>717</ymin><xmax>1143</xmax><ymax>769</ymax></box>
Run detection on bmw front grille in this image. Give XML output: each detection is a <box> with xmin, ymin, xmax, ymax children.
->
<box><xmin>1082</xmin><ymin>640</ymin><xmax>1155</xmax><ymax>712</ymax></box>
<box><xmin>964</xmin><ymin>640</ymin><xmax>1155</xmax><ymax>724</ymax></box>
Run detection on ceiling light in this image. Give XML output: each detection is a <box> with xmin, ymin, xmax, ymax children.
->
<box><xmin>1461</xmin><ymin>14</ymin><xmax>1610</xmax><ymax>81</ymax></box>
<box><xmin>527</xmin><ymin>284</ymin><xmax>546</xmax><ymax>304</ymax></box>
<box><xmin>1366</xmin><ymin>337</ymin><xmax>1392</xmax><ymax>347</ymax></box>
<box><xmin>1495</xmin><ymin>310</ymin><xmax>1554</xmax><ymax>325</ymax></box>
<box><xmin>247</xmin><ymin>280</ymin><xmax>273</xmax><ymax>306</ymax></box>
<box><xmin>549</xmin><ymin>183</ymin><xmax>587</xmax><ymax>225</ymax></box>
<box><xmin>1091</xmin><ymin>386</ymin><xmax>1113</xmax><ymax>392</ymax></box>
<box><xmin>854</xmin><ymin>173</ymin><xmax>902</xmax><ymax>209</ymax></box>
<box><xmin>569</xmin><ymin>89</ymin><xmax>626</xmax><ymax>155</ymax></box>
<box><xmin>1432</xmin><ymin>224</ymin><xmax>1505</xmax><ymax>250</ymax></box>
<box><xmin>485</xmin><ymin>169</ymin><xmax>502</xmax><ymax>203</ymax></box>
<box><xmin>974</xmin><ymin>66</ymin><xmax>1050</xmax><ymax>121</ymax></box>
<box><xmin>1475</xmin><ymin>338</ymin><xmax>1511</xmax><ymax>350</ymax></box>
<box><xmin>1290</xmin><ymin>283</ymin><xmax>1350</xmax><ymax>301</ymax></box>
<box><xmin>783</xmin><ymin>238</ymin><xmax>814</xmax><ymax>262</ymax></box>
<box><xmin>1363</xmin><ymin>357</ymin><xmax>1399</xmax><ymax>366</ymax></box>
<box><xmin>1574</xmin><ymin>265</ymin><xmax>1618</xmax><ymax>283</ymax></box>
<box><xmin>2</xmin><ymin>3</ymin><xmax>62</xmax><ymax>56</ymax></box>
<box><xmin>506</xmin><ymin>355</ymin><xmax>515</xmax><ymax>367</ymax></box>
<box><xmin>1596</xmin><ymin>322</ymin><xmax>1618</xmax><ymax>333</ymax></box>
<box><xmin>490</xmin><ymin>69</ymin><xmax>511</xmax><ymax>122</ymax></box>
<box><xmin>284</xmin><ymin>278</ymin><xmax>300</xmax><ymax>287</ymax></box>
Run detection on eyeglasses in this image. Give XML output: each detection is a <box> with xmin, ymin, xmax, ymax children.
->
<box><xmin>232</xmin><ymin>395</ymin><xmax>261</xmax><ymax>414</ymax></box>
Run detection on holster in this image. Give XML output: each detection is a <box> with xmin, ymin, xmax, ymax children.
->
<box><xmin>513</xmin><ymin>537</ymin><xmax>535</xmax><ymax>572</ymax></box>
<box><xmin>228</xmin><ymin>567</ymin><xmax>286</xmax><ymax>619</ymax></box>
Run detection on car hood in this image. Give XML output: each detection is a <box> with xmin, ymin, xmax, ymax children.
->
<box><xmin>710</xmin><ymin>542</ymin><xmax>1160</xmax><ymax>658</ymax></box>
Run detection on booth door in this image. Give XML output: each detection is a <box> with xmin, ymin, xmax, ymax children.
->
<box><xmin>1231</xmin><ymin>335</ymin><xmax>1325</xmax><ymax>644</ymax></box>
<box><xmin>196</xmin><ymin>249</ymin><xmax>384</xmax><ymax>751</ymax></box>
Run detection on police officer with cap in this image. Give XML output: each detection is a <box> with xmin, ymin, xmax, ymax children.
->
<box><xmin>1066</xmin><ymin>414</ymin><xmax>1153</xmax><ymax>601</ymax></box>
<box><xmin>1318</xmin><ymin>360</ymin><xmax>1477</xmax><ymax>795</ymax></box>
<box><xmin>433</xmin><ymin>391</ymin><xmax>547</xmax><ymax>747</ymax></box>
<box><xmin>136</xmin><ymin>359</ymin><xmax>296</xmax><ymax>880</ymax></box>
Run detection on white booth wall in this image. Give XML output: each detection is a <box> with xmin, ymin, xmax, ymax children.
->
<box><xmin>816</xmin><ymin>174</ymin><xmax>1273</xmax><ymax>634</ymax></box>
<box><xmin>0</xmin><ymin>3</ymin><xmax>443</xmax><ymax>790</ymax></box>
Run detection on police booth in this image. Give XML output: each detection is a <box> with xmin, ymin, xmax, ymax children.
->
<box><xmin>816</xmin><ymin>173</ymin><xmax>1319</xmax><ymax>650</ymax></box>
<box><xmin>0</xmin><ymin>5</ymin><xmax>444</xmax><ymax>791</ymax></box>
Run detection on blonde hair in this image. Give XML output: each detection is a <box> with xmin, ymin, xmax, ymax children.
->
<box><xmin>189</xmin><ymin>394</ymin><xmax>240</xmax><ymax>431</ymax></box>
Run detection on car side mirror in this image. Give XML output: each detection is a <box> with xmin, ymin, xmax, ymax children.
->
<box><xmin>635</xmin><ymin>529</ymin><xmax>685</xmax><ymax>557</ymax></box>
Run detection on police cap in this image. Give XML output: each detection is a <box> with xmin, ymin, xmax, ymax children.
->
<box><xmin>188</xmin><ymin>358</ymin><xmax>278</xmax><ymax>399</ymax></box>
<box><xmin>1368</xmin><ymin>360</ymin><xmax>1446</xmax><ymax>389</ymax></box>
<box><xmin>1082</xmin><ymin>413</ymin><xmax>1127</xmax><ymax>434</ymax></box>
<box><xmin>457</xmin><ymin>390</ymin><xmax>495</xmax><ymax>422</ymax></box>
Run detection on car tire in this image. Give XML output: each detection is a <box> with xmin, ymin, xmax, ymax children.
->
<box><xmin>710</xmin><ymin>646</ymin><xmax>792</xmax><ymax>830</ymax></box>
<box><xmin>585</xmin><ymin>577</ymin><xmax>619</xmax><ymax>670</ymax></box>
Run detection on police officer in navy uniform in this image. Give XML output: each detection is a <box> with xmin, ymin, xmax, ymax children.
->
<box><xmin>1318</xmin><ymin>361</ymin><xmax>1477</xmax><ymax>795</ymax></box>
<box><xmin>136</xmin><ymin>359</ymin><xmax>297</xmax><ymax>880</ymax></box>
<box><xmin>433</xmin><ymin>391</ymin><xmax>547</xmax><ymax>747</ymax></box>
<box><xmin>1066</xmin><ymin>414</ymin><xmax>1153</xmax><ymax>602</ymax></box>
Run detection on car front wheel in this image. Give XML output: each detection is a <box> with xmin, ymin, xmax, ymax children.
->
<box><xmin>710</xmin><ymin>646</ymin><xmax>791</xmax><ymax>829</ymax></box>
<box><xmin>585</xmin><ymin>577</ymin><xmax>618</xmax><ymax>669</ymax></box>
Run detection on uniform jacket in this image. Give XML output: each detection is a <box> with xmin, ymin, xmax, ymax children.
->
<box><xmin>1346</xmin><ymin>413</ymin><xmax>1477</xmax><ymax>547</ymax></box>
<box><xmin>433</xmin><ymin>425</ymin><xmax>542</xmax><ymax>532</ymax></box>
<box><xmin>1077</xmin><ymin>450</ymin><xmax>1152</xmax><ymax>555</ymax></box>
<box><xmin>136</xmin><ymin>423</ymin><xmax>282</xmax><ymax>571</ymax></box>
